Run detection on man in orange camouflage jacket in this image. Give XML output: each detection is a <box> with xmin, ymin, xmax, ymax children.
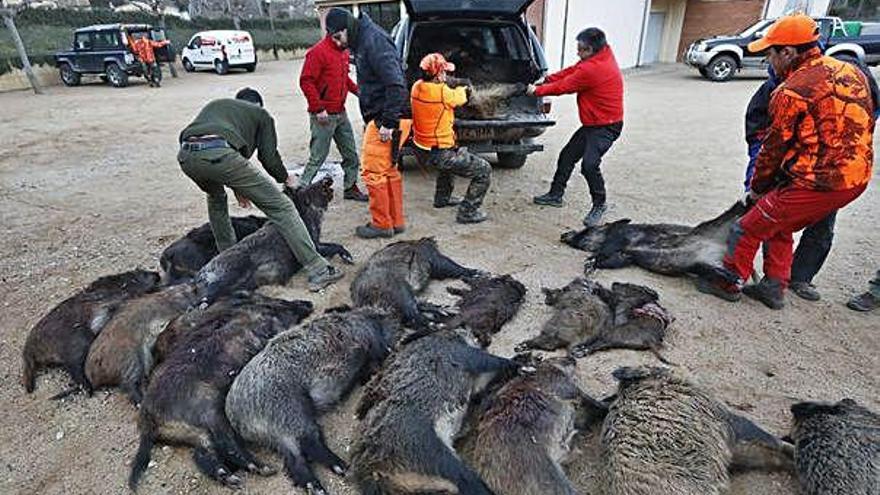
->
<box><xmin>700</xmin><ymin>15</ymin><xmax>873</xmax><ymax>309</ymax></box>
<box><xmin>128</xmin><ymin>33</ymin><xmax>169</xmax><ymax>87</ymax></box>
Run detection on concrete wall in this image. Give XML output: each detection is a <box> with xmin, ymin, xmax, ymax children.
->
<box><xmin>526</xmin><ymin>0</ymin><xmax>546</xmax><ymax>42</ymax></box>
<box><xmin>677</xmin><ymin>0</ymin><xmax>765</xmax><ymax>60</ymax></box>
<box><xmin>763</xmin><ymin>0</ymin><xmax>831</xmax><ymax>17</ymax></box>
<box><xmin>651</xmin><ymin>0</ymin><xmax>688</xmax><ymax>62</ymax></box>
<box><xmin>544</xmin><ymin>0</ymin><xmax>650</xmax><ymax>71</ymax></box>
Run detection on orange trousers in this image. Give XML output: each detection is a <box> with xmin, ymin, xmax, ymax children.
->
<box><xmin>361</xmin><ymin>120</ymin><xmax>412</xmax><ymax>230</ymax></box>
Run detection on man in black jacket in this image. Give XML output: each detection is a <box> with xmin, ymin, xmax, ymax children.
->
<box><xmin>324</xmin><ymin>8</ymin><xmax>412</xmax><ymax>239</ymax></box>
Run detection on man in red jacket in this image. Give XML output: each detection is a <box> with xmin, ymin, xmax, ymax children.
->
<box><xmin>299</xmin><ymin>27</ymin><xmax>366</xmax><ymax>201</ymax></box>
<box><xmin>529</xmin><ymin>28</ymin><xmax>624</xmax><ymax>226</ymax></box>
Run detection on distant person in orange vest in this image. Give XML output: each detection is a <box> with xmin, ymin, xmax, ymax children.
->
<box><xmin>128</xmin><ymin>33</ymin><xmax>169</xmax><ymax>87</ymax></box>
<box><xmin>411</xmin><ymin>53</ymin><xmax>491</xmax><ymax>224</ymax></box>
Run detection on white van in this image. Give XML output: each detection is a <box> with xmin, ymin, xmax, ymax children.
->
<box><xmin>181</xmin><ymin>30</ymin><xmax>257</xmax><ymax>75</ymax></box>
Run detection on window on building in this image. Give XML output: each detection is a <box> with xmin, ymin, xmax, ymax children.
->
<box><xmin>829</xmin><ymin>0</ymin><xmax>880</xmax><ymax>21</ymax></box>
<box><xmin>359</xmin><ymin>1</ymin><xmax>401</xmax><ymax>34</ymax></box>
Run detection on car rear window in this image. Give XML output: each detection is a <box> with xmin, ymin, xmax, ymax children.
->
<box><xmin>93</xmin><ymin>31</ymin><xmax>122</xmax><ymax>50</ymax></box>
<box><xmin>410</xmin><ymin>22</ymin><xmax>531</xmax><ymax>62</ymax></box>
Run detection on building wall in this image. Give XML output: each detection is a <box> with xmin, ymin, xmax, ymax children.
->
<box><xmin>650</xmin><ymin>0</ymin><xmax>688</xmax><ymax>62</ymax></box>
<box><xmin>677</xmin><ymin>0</ymin><xmax>765</xmax><ymax>60</ymax></box>
<box><xmin>543</xmin><ymin>0</ymin><xmax>650</xmax><ymax>71</ymax></box>
<box><xmin>526</xmin><ymin>0</ymin><xmax>546</xmax><ymax>42</ymax></box>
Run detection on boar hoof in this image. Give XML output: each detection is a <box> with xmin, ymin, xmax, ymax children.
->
<box><xmin>570</xmin><ymin>345</ymin><xmax>590</xmax><ymax>359</ymax></box>
<box><xmin>221</xmin><ymin>473</ymin><xmax>243</xmax><ymax>488</ymax></box>
<box><xmin>513</xmin><ymin>342</ymin><xmax>531</xmax><ymax>353</ymax></box>
<box><xmin>249</xmin><ymin>462</ymin><xmax>277</xmax><ymax>476</ymax></box>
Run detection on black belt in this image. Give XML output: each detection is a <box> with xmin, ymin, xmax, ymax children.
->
<box><xmin>180</xmin><ymin>138</ymin><xmax>230</xmax><ymax>152</ymax></box>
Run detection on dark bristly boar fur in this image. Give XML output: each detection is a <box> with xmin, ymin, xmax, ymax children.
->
<box><xmin>225</xmin><ymin>308</ymin><xmax>399</xmax><ymax>494</ymax></box>
<box><xmin>461</xmin><ymin>356</ymin><xmax>593</xmax><ymax>495</ymax></box>
<box><xmin>85</xmin><ymin>283</ymin><xmax>201</xmax><ymax>404</ymax></box>
<box><xmin>159</xmin><ymin>215</ymin><xmax>266</xmax><ymax>284</ymax></box>
<box><xmin>561</xmin><ymin>202</ymin><xmax>747</xmax><ymax>283</ymax></box>
<box><xmin>352</xmin><ymin>329</ymin><xmax>517</xmax><ymax>495</ymax></box>
<box><xmin>441</xmin><ymin>274</ymin><xmax>527</xmax><ymax>347</ymax></box>
<box><xmin>194</xmin><ymin>177</ymin><xmax>353</xmax><ymax>303</ymax></box>
<box><xmin>21</xmin><ymin>269</ymin><xmax>160</xmax><ymax>394</ymax></box>
<box><xmin>788</xmin><ymin>398</ymin><xmax>880</xmax><ymax>495</ymax></box>
<box><xmin>128</xmin><ymin>299</ymin><xmax>314</xmax><ymax>490</ymax></box>
<box><xmin>598</xmin><ymin>366</ymin><xmax>794</xmax><ymax>495</ymax></box>
<box><xmin>350</xmin><ymin>238</ymin><xmax>480</xmax><ymax>328</ymax></box>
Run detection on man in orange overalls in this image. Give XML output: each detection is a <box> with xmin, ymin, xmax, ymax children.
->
<box><xmin>128</xmin><ymin>33</ymin><xmax>169</xmax><ymax>87</ymax></box>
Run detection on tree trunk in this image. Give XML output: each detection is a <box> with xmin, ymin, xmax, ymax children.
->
<box><xmin>1</xmin><ymin>11</ymin><xmax>42</xmax><ymax>95</ymax></box>
<box><xmin>158</xmin><ymin>14</ymin><xmax>178</xmax><ymax>78</ymax></box>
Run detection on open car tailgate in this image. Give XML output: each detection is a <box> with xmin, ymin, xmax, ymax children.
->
<box><xmin>403</xmin><ymin>0</ymin><xmax>535</xmax><ymax>20</ymax></box>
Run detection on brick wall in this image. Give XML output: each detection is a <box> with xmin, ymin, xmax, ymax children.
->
<box><xmin>526</xmin><ymin>0</ymin><xmax>546</xmax><ymax>43</ymax></box>
<box><xmin>677</xmin><ymin>0</ymin><xmax>764</xmax><ymax>60</ymax></box>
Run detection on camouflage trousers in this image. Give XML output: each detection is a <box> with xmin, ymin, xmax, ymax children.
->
<box><xmin>414</xmin><ymin>146</ymin><xmax>491</xmax><ymax>213</ymax></box>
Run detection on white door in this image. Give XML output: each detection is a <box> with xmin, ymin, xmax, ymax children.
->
<box><xmin>642</xmin><ymin>12</ymin><xmax>665</xmax><ymax>65</ymax></box>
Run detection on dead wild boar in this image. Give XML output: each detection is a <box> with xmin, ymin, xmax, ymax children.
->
<box><xmin>194</xmin><ymin>177</ymin><xmax>353</xmax><ymax>303</ymax></box>
<box><xmin>561</xmin><ymin>202</ymin><xmax>747</xmax><ymax>283</ymax></box>
<box><xmin>159</xmin><ymin>215</ymin><xmax>266</xmax><ymax>284</ymax></box>
<box><xmin>350</xmin><ymin>238</ymin><xmax>480</xmax><ymax>328</ymax></box>
<box><xmin>441</xmin><ymin>274</ymin><xmax>527</xmax><ymax>347</ymax></box>
<box><xmin>352</xmin><ymin>329</ymin><xmax>518</xmax><ymax>495</ymax></box>
<box><xmin>128</xmin><ymin>299</ymin><xmax>313</xmax><ymax>490</ymax></box>
<box><xmin>225</xmin><ymin>307</ymin><xmax>399</xmax><ymax>493</ymax></box>
<box><xmin>788</xmin><ymin>398</ymin><xmax>880</xmax><ymax>495</ymax></box>
<box><xmin>84</xmin><ymin>283</ymin><xmax>201</xmax><ymax>404</ymax></box>
<box><xmin>21</xmin><ymin>269</ymin><xmax>160</xmax><ymax>394</ymax></box>
<box><xmin>153</xmin><ymin>292</ymin><xmax>314</xmax><ymax>364</ymax></box>
<box><xmin>461</xmin><ymin>356</ymin><xmax>596</xmax><ymax>495</ymax></box>
<box><xmin>596</xmin><ymin>366</ymin><xmax>794</xmax><ymax>495</ymax></box>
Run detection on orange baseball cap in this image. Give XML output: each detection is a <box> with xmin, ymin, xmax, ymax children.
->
<box><xmin>748</xmin><ymin>14</ymin><xmax>820</xmax><ymax>52</ymax></box>
<box><xmin>420</xmin><ymin>53</ymin><xmax>455</xmax><ymax>76</ymax></box>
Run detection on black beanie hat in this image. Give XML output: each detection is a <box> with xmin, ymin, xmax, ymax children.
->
<box><xmin>235</xmin><ymin>87</ymin><xmax>263</xmax><ymax>107</ymax></box>
<box><xmin>325</xmin><ymin>7</ymin><xmax>352</xmax><ymax>34</ymax></box>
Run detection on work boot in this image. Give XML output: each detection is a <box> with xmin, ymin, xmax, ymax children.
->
<box><xmin>583</xmin><ymin>203</ymin><xmax>608</xmax><ymax>227</ymax></box>
<box><xmin>789</xmin><ymin>281</ymin><xmax>821</xmax><ymax>301</ymax></box>
<box><xmin>696</xmin><ymin>277</ymin><xmax>742</xmax><ymax>302</ymax></box>
<box><xmin>847</xmin><ymin>292</ymin><xmax>879</xmax><ymax>312</ymax></box>
<box><xmin>742</xmin><ymin>277</ymin><xmax>785</xmax><ymax>310</ymax></box>
<box><xmin>456</xmin><ymin>209</ymin><xmax>488</xmax><ymax>224</ymax></box>
<box><xmin>433</xmin><ymin>196</ymin><xmax>462</xmax><ymax>208</ymax></box>
<box><xmin>393</xmin><ymin>225</ymin><xmax>406</xmax><ymax>234</ymax></box>
<box><xmin>533</xmin><ymin>191</ymin><xmax>563</xmax><ymax>207</ymax></box>
<box><xmin>355</xmin><ymin>223</ymin><xmax>393</xmax><ymax>239</ymax></box>
<box><xmin>344</xmin><ymin>185</ymin><xmax>369</xmax><ymax>202</ymax></box>
<box><xmin>308</xmin><ymin>265</ymin><xmax>344</xmax><ymax>292</ymax></box>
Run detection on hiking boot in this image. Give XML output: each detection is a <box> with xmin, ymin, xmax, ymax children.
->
<box><xmin>696</xmin><ymin>277</ymin><xmax>742</xmax><ymax>302</ymax></box>
<box><xmin>393</xmin><ymin>225</ymin><xmax>406</xmax><ymax>234</ymax></box>
<box><xmin>583</xmin><ymin>203</ymin><xmax>608</xmax><ymax>227</ymax></box>
<box><xmin>344</xmin><ymin>185</ymin><xmax>369</xmax><ymax>202</ymax></box>
<box><xmin>456</xmin><ymin>209</ymin><xmax>488</xmax><ymax>224</ymax></box>
<box><xmin>533</xmin><ymin>192</ymin><xmax>564</xmax><ymax>207</ymax></box>
<box><xmin>743</xmin><ymin>277</ymin><xmax>785</xmax><ymax>310</ymax></box>
<box><xmin>355</xmin><ymin>223</ymin><xmax>393</xmax><ymax>239</ymax></box>
<box><xmin>789</xmin><ymin>281</ymin><xmax>821</xmax><ymax>301</ymax></box>
<box><xmin>847</xmin><ymin>291</ymin><xmax>879</xmax><ymax>312</ymax></box>
<box><xmin>433</xmin><ymin>196</ymin><xmax>462</xmax><ymax>208</ymax></box>
<box><xmin>308</xmin><ymin>265</ymin><xmax>344</xmax><ymax>292</ymax></box>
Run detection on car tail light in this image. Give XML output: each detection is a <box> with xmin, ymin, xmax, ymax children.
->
<box><xmin>542</xmin><ymin>100</ymin><xmax>552</xmax><ymax>114</ymax></box>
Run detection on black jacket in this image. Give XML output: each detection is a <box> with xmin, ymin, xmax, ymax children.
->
<box><xmin>351</xmin><ymin>14</ymin><xmax>407</xmax><ymax>129</ymax></box>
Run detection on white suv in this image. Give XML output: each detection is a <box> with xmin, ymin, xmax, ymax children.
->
<box><xmin>181</xmin><ymin>30</ymin><xmax>257</xmax><ymax>75</ymax></box>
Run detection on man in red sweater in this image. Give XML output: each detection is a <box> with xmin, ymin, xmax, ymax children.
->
<box><xmin>299</xmin><ymin>27</ymin><xmax>366</xmax><ymax>201</ymax></box>
<box><xmin>529</xmin><ymin>28</ymin><xmax>624</xmax><ymax>226</ymax></box>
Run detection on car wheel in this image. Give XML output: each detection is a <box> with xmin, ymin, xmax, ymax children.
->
<box><xmin>496</xmin><ymin>152</ymin><xmax>528</xmax><ymax>169</ymax></box>
<box><xmin>214</xmin><ymin>59</ymin><xmax>229</xmax><ymax>75</ymax></box>
<box><xmin>105</xmin><ymin>62</ymin><xmax>129</xmax><ymax>87</ymax></box>
<box><xmin>59</xmin><ymin>63</ymin><xmax>81</xmax><ymax>86</ymax></box>
<box><xmin>245</xmin><ymin>63</ymin><xmax>256</xmax><ymax>72</ymax></box>
<box><xmin>182</xmin><ymin>57</ymin><xmax>195</xmax><ymax>72</ymax></box>
<box><xmin>706</xmin><ymin>55</ymin><xmax>736</xmax><ymax>82</ymax></box>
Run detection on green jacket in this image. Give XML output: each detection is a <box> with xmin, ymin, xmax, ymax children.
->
<box><xmin>180</xmin><ymin>99</ymin><xmax>288</xmax><ymax>183</ymax></box>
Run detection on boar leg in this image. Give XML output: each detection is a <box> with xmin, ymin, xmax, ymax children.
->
<box><xmin>594</xmin><ymin>251</ymin><xmax>633</xmax><ymax>269</ymax></box>
<box><xmin>211</xmin><ymin>421</ymin><xmax>275</xmax><ymax>476</ymax></box>
<box><xmin>317</xmin><ymin>242</ymin><xmax>354</xmax><ymax>264</ymax></box>
<box><xmin>301</xmin><ymin>433</ymin><xmax>348</xmax><ymax>475</ymax></box>
<box><xmin>515</xmin><ymin>333</ymin><xmax>566</xmax><ymax>353</ymax></box>
<box><xmin>281</xmin><ymin>445</ymin><xmax>326</xmax><ymax>495</ymax></box>
<box><xmin>727</xmin><ymin>412</ymin><xmax>795</xmax><ymax>473</ymax></box>
<box><xmin>429</xmin><ymin>253</ymin><xmax>479</xmax><ymax>280</ymax></box>
<box><xmin>192</xmin><ymin>447</ymin><xmax>242</xmax><ymax>488</ymax></box>
<box><xmin>461</xmin><ymin>348</ymin><xmax>515</xmax><ymax>375</ymax></box>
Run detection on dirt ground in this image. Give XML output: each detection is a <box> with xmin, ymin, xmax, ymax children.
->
<box><xmin>0</xmin><ymin>60</ymin><xmax>877</xmax><ymax>495</ymax></box>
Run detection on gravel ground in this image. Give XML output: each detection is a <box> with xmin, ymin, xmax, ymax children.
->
<box><xmin>0</xmin><ymin>61</ymin><xmax>877</xmax><ymax>495</ymax></box>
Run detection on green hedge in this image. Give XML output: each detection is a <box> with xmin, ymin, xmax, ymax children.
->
<box><xmin>1</xmin><ymin>8</ymin><xmax>320</xmax><ymax>76</ymax></box>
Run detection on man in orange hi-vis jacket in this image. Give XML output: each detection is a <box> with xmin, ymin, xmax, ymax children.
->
<box><xmin>128</xmin><ymin>33</ymin><xmax>169</xmax><ymax>87</ymax></box>
<box><xmin>698</xmin><ymin>15</ymin><xmax>873</xmax><ymax>310</ymax></box>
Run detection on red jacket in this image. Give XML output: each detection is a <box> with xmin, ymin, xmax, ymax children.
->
<box><xmin>299</xmin><ymin>36</ymin><xmax>358</xmax><ymax>114</ymax></box>
<box><xmin>535</xmin><ymin>46</ymin><xmax>624</xmax><ymax>126</ymax></box>
<box><xmin>128</xmin><ymin>36</ymin><xmax>168</xmax><ymax>64</ymax></box>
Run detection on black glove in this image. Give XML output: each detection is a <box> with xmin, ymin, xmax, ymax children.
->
<box><xmin>511</xmin><ymin>82</ymin><xmax>528</xmax><ymax>97</ymax></box>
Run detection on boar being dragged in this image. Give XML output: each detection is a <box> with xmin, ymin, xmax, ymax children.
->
<box><xmin>128</xmin><ymin>296</ymin><xmax>314</xmax><ymax>490</ymax></box>
<box><xmin>788</xmin><ymin>398</ymin><xmax>880</xmax><ymax>495</ymax></box>
<box><xmin>561</xmin><ymin>202</ymin><xmax>747</xmax><ymax>284</ymax></box>
<box><xmin>194</xmin><ymin>177</ymin><xmax>352</xmax><ymax>303</ymax></box>
<box><xmin>352</xmin><ymin>329</ymin><xmax>520</xmax><ymax>495</ymax></box>
<box><xmin>595</xmin><ymin>366</ymin><xmax>793</xmax><ymax>495</ymax></box>
<box><xmin>350</xmin><ymin>238</ymin><xmax>480</xmax><ymax>328</ymax></box>
<box><xmin>225</xmin><ymin>308</ymin><xmax>399</xmax><ymax>493</ymax></box>
<box><xmin>21</xmin><ymin>269</ymin><xmax>161</xmax><ymax>395</ymax></box>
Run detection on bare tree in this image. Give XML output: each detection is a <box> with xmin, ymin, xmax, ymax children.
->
<box><xmin>1</xmin><ymin>7</ymin><xmax>43</xmax><ymax>94</ymax></box>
